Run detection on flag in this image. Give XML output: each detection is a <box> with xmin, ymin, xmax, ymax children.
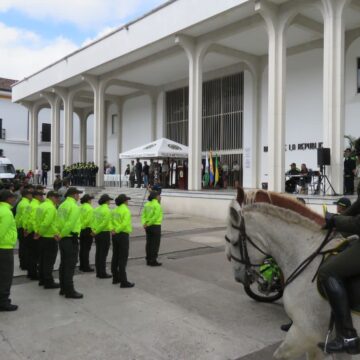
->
<box><xmin>209</xmin><ymin>150</ymin><xmax>214</xmax><ymax>186</ymax></box>
<box><xmin>203</xmin><ymin>151</ymin><xmax>210</xmax><ymax>187</ymax></box>
<box><xmin>215</xmin><ymin>153</ymin><xmax>219</xmax><ymax>186</ymax></box>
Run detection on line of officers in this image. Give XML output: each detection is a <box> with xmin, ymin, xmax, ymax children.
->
<box><xmin>0</xmin><ymin>186</ymin><xmax>163</xmax><ymax>311</ymax></box>
<box><xmin>63</xmin><ymin>162</ymin><xmax>99</xmax><ymax>187</ymax></box>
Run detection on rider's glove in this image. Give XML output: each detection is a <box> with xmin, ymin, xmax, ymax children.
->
<box><xmin>322</xmin><ymin>213</ymin><xmax>337</xmax><ymax>230</ymax></box>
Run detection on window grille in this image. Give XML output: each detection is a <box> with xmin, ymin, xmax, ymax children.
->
<box><xmin>166</xmin><ymin>73</ymin><xmax>244</xmax><ymax>186</ymax></box>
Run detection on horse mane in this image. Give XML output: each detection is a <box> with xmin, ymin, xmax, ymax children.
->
<box><xmin>244</xmin><ymin>202</ymin><xmax>322</xmax><ymax>232</ymax></box>
<box><xmin>239</xmin><ymin>189</ymin><xmax>324</xmax><ymax>227</ymax></box>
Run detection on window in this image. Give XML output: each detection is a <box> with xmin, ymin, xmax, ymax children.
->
<box><xmin>0</xmin><ymin>164</ymin><xmax>15</xmax><ymax>174</ymax></box>
<box><xmin>111</xmin><ymin>114</ymin><xmax>117</xmax><ymax>135</ymax></box>
<box><xmin>358</xmin><ymin>58</ymin><xmax>360</xmax><ymax>93</ymax></box>
<box><xmin>41</xmin><ymin>123</ymin><xmax>51</xmax><ymax>142</ymax></box>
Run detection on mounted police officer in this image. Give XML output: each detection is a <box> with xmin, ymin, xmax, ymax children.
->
<box><xmin>318</xmin><ymin>214</ymin><xmax>360</xmax><ymax>354</ymax></box>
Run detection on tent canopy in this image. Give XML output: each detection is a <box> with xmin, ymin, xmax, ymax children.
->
<box><xmin>119</xmin><ymin>138</ymin><xmax>188</xmax><ymax>159</ymax></box>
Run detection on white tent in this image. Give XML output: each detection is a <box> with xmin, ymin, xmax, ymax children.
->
<box><xmin>119</xmin><ymin>138</ymin><xmax>188</xmax><ymax>159</ymax></box>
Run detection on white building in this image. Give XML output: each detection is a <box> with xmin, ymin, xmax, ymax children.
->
<box><xmin>11</xmin><ymin>0</ymin><xmax>360</xmax><ymax>193</ymax></box>
<box><xmin>0</xmin><ymin>78</ymin><xmax>94</xmax><ymax>173</ymax></box>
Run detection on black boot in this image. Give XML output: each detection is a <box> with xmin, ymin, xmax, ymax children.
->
<box><xmin>318</xmin><ymin>276</ymin><xmax>360</xmax><ymax>355</ymax></box>
<box><xmin>280</xmin><ymin>321</ymin><xmax>293</xmax><ymax>332</ymax></box>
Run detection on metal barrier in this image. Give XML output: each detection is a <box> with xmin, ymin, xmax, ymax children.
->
<box><xmin>104</xmin><ymin>174</ymin><xmax>129</xmax><ymax>187</ymax></box>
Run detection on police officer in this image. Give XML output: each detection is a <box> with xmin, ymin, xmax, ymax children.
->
<box><xmin>15</xmin><ymin>188</ymin><xmax>33</xmax><ymax>270</ymax></box>
<box><xmin>57</xmin><ymin>187</ymin><xmax>83</xmax><ymax>298</ymax></box>
<box><xmin>79</xmin><ymin>194</ymin><xmax>95</xmax><ymax>272</ymax></box>
<box><xmin>141</xmin><ymin>191</ymin><xmax>163</xmax><ymax>266</ymax></box>
<box><xmin>112</xmin><ymin>194</ymin><xmax>134</xmax><ymax>288</ymax></box>
<box><xmin>24</xmin><ymin>190</ymin><xmax>44</xmax><ymax>280</ymax></box>
<box><xmin>36</xmin><ymin>191</ymin><xmax>61</xmax><ymax>289</ymax></box>
<box><xmin>318</xmin><ymin>215</ymin><xmax>360</xmax><ymax>354</ymax></box>
<box><xmin>92</xmin><ymin>194</ymin><xmax>113</xmax><ymax>278</ymax></box>
<box><xmin>0</xmin><ymin>190</ymin><xmax>18</xmax><ymax>311</ymax></box>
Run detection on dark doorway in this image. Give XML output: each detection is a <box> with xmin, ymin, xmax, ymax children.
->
<box><xmin>41</xmin><ymin>152</ymin><xmax>51</xmax><ymax>171</ymax></box>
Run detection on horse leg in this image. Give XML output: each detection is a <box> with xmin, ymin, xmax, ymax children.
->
<box><xmin>305</xmin><ymin>348</ymin><xmax>326</xmax><ymax>360</ymax></box>
<box><xmin>274</xmin><ymin>325</ymin><xmax>313</xmax><ymax>360</ymax></box>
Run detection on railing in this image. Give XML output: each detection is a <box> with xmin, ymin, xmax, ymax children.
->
<box><xmin>40</xmin><ymin>131</ymin><xmax>50</xmax><ymax>142</ymax></box>
<box><xmin>0</xmin><ymin>129</ymin><xmax>5</xmax><ymax>139</ymax></box>
<box><xmin>104</xmin><ymin>174</ymin><xmax>129</xmax><ymax>187</ymax></box>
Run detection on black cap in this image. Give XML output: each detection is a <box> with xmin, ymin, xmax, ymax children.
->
<box><xmin>115</xmin><ymin>194</ymin><xmax>131</xmax><ymax>206</ymax></box>
<box><xmin>334</xmin><ymin>197</ymin><xmax>351</xmax><ymax>208</ymax></box>
<box><xmin>148</xmin><ymin>191</ymin><xmax>160</xmax><ymax>201</ymax></box>
<box><xmin>21</xmin><ymin>189</ymin><xmax>32</xmax><ymax>197</ymax></box>
<box><xmin>0</xmin><ymin>190</ymin><xmax>16</xmax><ymax>202</ymax></box>
<box><xmin>98</xmin><ymin>194</ymin><xmax>113</xmax><ymax>205</ymax></box>
<box><xmin>80</xmin><ymin>194</ymin><xmax>94</xmax><ymax>204</ymax></box>
<box><xmin>33</xmin><ymin>190</ymin><xmax>45</xmax><ymax>196</ymax></box>
<box><xmin>47</xmin><ymin>191</ymin><xmax>60</xmax><ymax>198</ymax></box>
<box><xmin>35</xmin><ymin>185</ymin><xmax>46</xmax><ymax>191</ymax></box>
<box><xmin>65</xmin><ymin>187</ymin><xmax>83</xmax><ymax>197</ymax></box>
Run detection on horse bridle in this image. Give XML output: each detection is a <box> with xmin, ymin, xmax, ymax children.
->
<box><xmin>225</xmin><ymin>206</ymin><xmax>270</xmax><ymax>268</ymax></box>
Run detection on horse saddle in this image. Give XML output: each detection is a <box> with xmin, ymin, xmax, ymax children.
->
<box><xmin>317</xmin><ymin>236</ymin><xmax>360</xmax><ymax>314</ymax></box>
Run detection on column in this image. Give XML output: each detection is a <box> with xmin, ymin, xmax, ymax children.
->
<box><xmin>79</xmin><ymin>112</ymin><xmax>87</xmax><ymax>163</ymax></box>
<box><xmin>176</xmin><ymin>36</ymin><xmax>210</xmax><ymax>191</ymax></box>
<box><xmin>63</xmin><ymin>93</ymin><xmax>74</xmax><ymax>166</ymax></box>
<box><xmin>256</xmin><ymin>3</ymin><xmax>287</xmax><ymax>192</ymax></box>
<box><xmin>150</xmin><ymin>92</ymin><xmax>158</xmax><ymax>141</ymax></box>
<box><xmin>94</xmin><ymin>86</ymin><xmax>105</xmax><ymax>187</ymax></box>
<box><xmin>50</xmin><ymin>97</ymin><xmax>61</xmax><ymax>182</ymax></box>
<box><xmin>322</xmin><ymin>0</ymin><xmax>350</xmax><ymax>194</ymax></box>
<box><xmin>29</xmin><ymin>103</ymin><xmax>39</xmax><ymax>171</ymax></box>
<box><xmin>104</xmin><ymin>103</ymin><xmax>108</xmax><ymax>165</ymax></box>
<box><xmin>116</xmin><ymin>100</ymin><xmax>123</xmax><ymax>175</ymax></box>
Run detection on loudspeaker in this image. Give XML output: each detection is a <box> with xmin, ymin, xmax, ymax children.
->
<box><xmin>317</xmin><ymin>148</ymin><xmax>331</xmax><ymax>166</ymax></box>
<box><xmin>54</xmin><ymin>165</ymin><xmax>61</xmax><ymax>174</ymax></box>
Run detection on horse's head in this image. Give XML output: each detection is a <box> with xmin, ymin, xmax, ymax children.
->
<box><xmin>225</xmin><ymin>187</ymin><xmax>270</xmax><ymax>286</ymax></box>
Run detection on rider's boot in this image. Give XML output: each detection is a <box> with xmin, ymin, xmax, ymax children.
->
<box><xmin>318</xmin><ymin>276</ymin><xmax>360</xmax><ymax>354</ymax></box>
<box><xmin>280</xmin><ymin>321</ymin><xmax>293</xmax><ymax>332</ymax></box>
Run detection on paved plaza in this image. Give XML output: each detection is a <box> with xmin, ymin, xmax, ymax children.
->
<box><xmin>0</xmin><ymin>208</ymin><xmax>301</xmax><ymax>360</ymax></box>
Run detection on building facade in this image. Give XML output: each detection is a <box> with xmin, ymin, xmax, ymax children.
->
<box><xmin>0</xmin><ymin>78</ymin><xmax>94</xmax><ymax>175</ymax></box>
<box><xmin>11</xmin><ymin>0</ymin><xmax>360</xmax><ymax>193</ymax></box>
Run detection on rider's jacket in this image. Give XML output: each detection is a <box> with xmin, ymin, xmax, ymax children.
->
<box><xmin>334</xmin><ymin>215</ymin><xmax>360</xmax><ymax>236</ymax></box>
<box><xmin>343</xmin><ymin>199</ymin><xmax>360</xmax><ymax>217</ymax></box>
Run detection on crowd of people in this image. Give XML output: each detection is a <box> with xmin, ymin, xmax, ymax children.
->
<box><xmin>0</xmin><ymin>178</ymin><xmax>164</xmax><ymax>312</ymax></box>
<box><xmin>63</xmin><ymin>162</ymin><xmax>99</xmax><ymax>186</ymax></box>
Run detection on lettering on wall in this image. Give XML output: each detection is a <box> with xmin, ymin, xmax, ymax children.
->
<box><xmin>263</xmin><ymin>142</ymin><xmax>323</xmax><ymax>152</ymax></box>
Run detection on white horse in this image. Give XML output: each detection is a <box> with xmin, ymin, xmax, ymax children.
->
<box><xmin>225</xmin><ymin>188</ymin><xmax>360</xmax><ymax>360</ymax></box>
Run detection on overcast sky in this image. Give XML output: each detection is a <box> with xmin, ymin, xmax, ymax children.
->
<box><xmin>0</xmin><ymin>0</ymin><xmax>167</xmax><ymax>80</ymax></box>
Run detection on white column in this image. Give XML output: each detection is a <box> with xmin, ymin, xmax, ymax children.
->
<box><xmin>104</xmin><ymin>103</ymin><xmax>108</xmax><ymax>165</ymax></box>
<box><xmin>79</xmin><ymin>112</ymin><xmax>87</xmax><ymax>163</ymax></box>
<box><xmin>176</xmin><ymin>36</ymin><xmax>210</xmax><ymax>191</ymax></box>
<box><xmin>63</xmin><ymin>93</ymin><xmax>74</xmax><ymax>166</ymax></box>
<box><xmin>40</xmin><ymin>93</ymin><xmax>60</xmax><ymax>183</ymax></box>
<box><xmin>150</xmin><ymin>92</ymin><xmax>158</xmax><ymax>141</ymax></box>
<box><xmin>256</xmin><ymin>3</ymin><xmax>287</xmax><ymax>193</ymax></box>
<box><xmin>116</xmin><ymin>100</ymin><xmax>123</xmax><ymax>175</ymax></box>
<box><xmin>94</xmin><ymin>87</ymin><xmax>105</xmax><ymax>187</ymax></box>
<box><xmin>322</xmin><ymin>0</ymin><xmax>350</xmax><ymax>194</ymax></box>
<box><xmin>28</xmin><ymin>103</ymin><xmax>39</xmax><ymax>171</ymax></box>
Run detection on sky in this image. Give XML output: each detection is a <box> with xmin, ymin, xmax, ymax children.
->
<box><xmin>0</xmin><ymin>0</ymin><xmax>168</xmax><ymax>80</ymax></box>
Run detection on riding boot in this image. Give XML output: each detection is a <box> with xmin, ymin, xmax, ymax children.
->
<box><xmin>318</xmin><ymin>276</ymin><xmax>360</xmax><ymax>354</ymax></box>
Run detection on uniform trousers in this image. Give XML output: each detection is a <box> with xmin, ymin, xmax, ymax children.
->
<box><xmin>59</xmin><ymin>236</ymin><xmax>79</xmax><ymax>293</ymax></box>
<box><xmin>27</xmin><ymin>232</ymin><xmax>39</xmax><ymax>279</ymax></box>
<box><xmin>39</xmin><ymin>237</ymin><xmax>58</xmax><ymax>286</ymax></box>
<box><xmin>95</xmin><ymin>232</ymin><xmax>110</xmax><ymax>276</ymax></box>
<box><xmin>111</xmin><ymin>233</ymin><xmax>129</xmax><ymax>283</ymax></box>
<box><xmin>79</xmin><ymin>228</ymin><xmax>93</xmax><ymax>270</ymax></box>
<box><xmin>145</xmin><ymin>225</ymin><xmax>161</xmax><ymax>263</ymax></box>
<box><xmin>0</xmin><ymin>249</ymin><xmax>14</xmax><ymax>307</ymax></box>
<box><xmin>17</xmin><ymin>228</ymin><xmax>27</xmax><ymax>270</ymax></box>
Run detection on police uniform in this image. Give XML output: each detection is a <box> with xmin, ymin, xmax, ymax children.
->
<box><xmin>57</xmin><ymin>187</ymin><xmax>83</xmax><ymax>298</ymax></box>
<box><xmin>141</xmin><ymin>191</ymin><xmax>163</xmax><ymax>266</ymax></box>
<box><xmin>0</xmin><ymin>190</ymin><xmax>18</xmax><ymax>311</ymax></box>
<box><xmin>79</xmin><ymin>194</ymin><xmax>94</xmax><ymax>272</ymax></box>
<box><xmin>36</xmin><ymin>192</ymin><xmax>60</xmax><ymax>288</ymax></box>
<box><xmin>112</xmin><ymin>194</ymin><xmax>134</xmax><ymax>287</ymax></box>
<box><xmin>92</xmin><ymin>194</ymin><xmax>113</xmax><ymax>278</ymax></box>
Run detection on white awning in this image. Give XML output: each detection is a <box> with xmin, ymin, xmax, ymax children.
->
<box><xmin>119</xmin><ymin>138</ymin><xmax>188</xmax><ymax>159</ymax></box>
